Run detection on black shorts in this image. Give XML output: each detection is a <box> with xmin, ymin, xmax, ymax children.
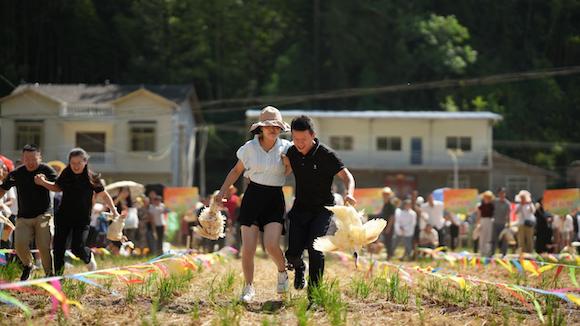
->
<box><xmin>239</xmin><ymin>182</ymin><xmax>285</xmax><ymax>233</ymax></box>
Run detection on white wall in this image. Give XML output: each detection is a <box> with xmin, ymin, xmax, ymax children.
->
<box><xmin>0</xmin><ymin>91</ymin><xmax>176</xmax><ymax>177</ymax></box>
<box><xmin>277</xmin><ymin>116</ymin><xmax>492</xmax><ymax>171</ymax></box>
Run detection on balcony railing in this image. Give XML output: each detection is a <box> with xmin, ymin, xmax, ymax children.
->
<box><xmin>338</xmin><ymin>151</ymin><xmax>491</xmax><ymax>170</ymax></box>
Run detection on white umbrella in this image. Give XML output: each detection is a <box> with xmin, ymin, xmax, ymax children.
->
<box><xmin>105</xmin><ymin>180</ymin><xmax>145</xmax><ymax>198</ymax></box>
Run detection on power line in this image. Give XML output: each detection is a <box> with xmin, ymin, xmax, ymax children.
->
<box><xmin>199</xmin><ymin>65</ymin><xmax>580</xmax><ymax>113</ymax></box>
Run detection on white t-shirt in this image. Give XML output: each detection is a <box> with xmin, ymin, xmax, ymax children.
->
<box><xmin>419</xmin><ymin>228</ymin><xmax>439</xmax><ymax>246</ymax></box>
<box><xmin>149</xmin><ymin>203</ymin><xmax>166</xmax><ymax>227</ymax></box>
<box><xmin>394</xmin><ymin>208</ymin><xmax>417</xmax><ymax>237</ymax></box>
<box><xmin>421</xmin><ymin>201</ymin><xmax>445</xmax><ymax>229</ymax></box>
<box><xmin>515</xmin><ymin>203</ymin><xmax>536</xmax><ymax>226</ymax></box>
<box><xmin>236</xmin><ymin>136</ymin><xmax>291</xmax><ymax>187</ymax></box>
<box><xmin>553</xmin><ymin>215</ymin><xmax>574</xmax><ymax>233</ymax></box>
<box><xmin>6</xmin><ymin>188</ymin><xmax>17</xmax><ymax>216</ymax></box>
<box><xmin>123</xmin><ymin>207</ymin><xmax>139</xmax><ymax>229</ymax></box>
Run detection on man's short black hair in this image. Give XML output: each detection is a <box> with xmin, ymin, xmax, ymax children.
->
<box><xmin>291</xmin><ymin>115</ymin><xmax>315</xmax><ymax>133</ymax></box>
<box><xmin>22</xmin><ymin>144</ymin><xmax>39</xmax><ymax>153</ymax></box>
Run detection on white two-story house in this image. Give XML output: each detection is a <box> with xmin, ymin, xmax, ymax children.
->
<box><xmin>246</xmin><ymin>110</ymin><xmax>555</xmax><ymax>198</ymax></box>
<box><xmin>0</xmin><ymin>84</ymin><xmax>196</xmax><ymax>186</ymax></box>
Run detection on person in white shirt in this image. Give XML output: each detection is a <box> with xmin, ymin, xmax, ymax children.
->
<box><xmin>553</xmin><ymin>214</ymin><xmax>574</xmax><ymax>252</ymax></box>
<box><xmin>421</xmin><ymin>193</ymin><xmax>446</xmax><ymax>247</ymax></box>
<box><xmin>514</xmin><ymin>190</ymin><xmax>536</xmax><ymax>253</ymax></box>
<box><xmin>419</xmin><ymin>224</ymin><xmax>439</xmax><ymax>249</ymax></box>
<box><xmin>393</xmin><ymin>199</ymin><xmax>417</xmax><ymax>260</ymax></box>
<box><xmin>148</xmin><ymin>195</ymin><xmax>169</xmax><ymax>255</ymax></box>
<box><xmin>215</xmin><ymin>106</ymin><xmax>292</xmax><ymax>302</ymax></box>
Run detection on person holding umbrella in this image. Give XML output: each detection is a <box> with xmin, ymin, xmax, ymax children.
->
<box><xmin>34</xmin><ymin>148</ymin><xmax>120</xmax><ymax>275</ymax></box>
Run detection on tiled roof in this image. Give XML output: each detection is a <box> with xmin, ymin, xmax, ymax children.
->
<box><xmin>6</xmin><ymin>83</ymin><xmax>192</xmax><ymax>105</ymax></box>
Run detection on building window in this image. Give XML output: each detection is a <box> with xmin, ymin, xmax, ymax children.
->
<box><xmin>329</xmin><ymin>136</ymin><xmax>353</xmax><ymax>151</ymax></box>
<box><xmin>505</xmin><ymin>175</ymin><xmax>529</xmax><ymax>195</ymax></box>
<box><xmin>15</xmin><ymin>120</ymin><xmax>43</xmax><ymax>149</ymax></box>
<box><xmin>377</xmin><ymin>137</ymin><xmax>402</xmax><ymax>151</ymax></box>
<box><xmin>446</xmin><ymin>174</ymin><xmax>471</xmax><ymax>188</ymax></box>
<box><xmin>76</xmin><ymin>132</ymin><xmax>106</xmax><ymax>153</ymax></box>
<box><xmin>446</xmin><ymin>136</ymin><xmax>471</xmax><ymax>151</ymax></box>
<box><xmin>129</xmin><ymin>121</ymin><xmax>156</xmax><ymax>152</ymax></box>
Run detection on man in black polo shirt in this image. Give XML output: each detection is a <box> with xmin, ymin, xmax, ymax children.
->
<box><xmin>0</xmin><ymin>144</ymin><xmax>57</xmax><ymax>280</ymax></box>
<box><xmin>285</xmin><ymin>115</ymin><xmax>356</xmax><ymax>295</ymax></box>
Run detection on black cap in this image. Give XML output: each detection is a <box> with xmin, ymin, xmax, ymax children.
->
<box><xmin>22</xmin><ymin>144</ymin><xmax>39</xmax><ymax>152</ymax></box>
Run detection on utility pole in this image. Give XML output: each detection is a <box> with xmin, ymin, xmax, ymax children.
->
<box><xmin>188</xmin><ymin>84</ymin><xmax>204</xmax><ymax>188</ymax></box>
<box><xmin>199</xmin><ymin>125</ymin><xmax>209</xmax><ymax>197</ymax></box>
<box><xmin>448</xmin><ymin>149</ymin><xmax>463</xmax><ymax>189</ymax></box>
<box><xmin>178</xmin><ymin>124</ymin><xmax>186</xmax><ymax>186</ymax></box>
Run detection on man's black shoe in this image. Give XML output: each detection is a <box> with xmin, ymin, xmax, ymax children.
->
<box><xmin>294</xmin><ymin>265</ymin><xmax>306</xmax><ymax>290</ymax></box>
<box><xmin>20</xmin><ymin>265</ymin><xmax>33</xmax><ymax>281</ymax></box>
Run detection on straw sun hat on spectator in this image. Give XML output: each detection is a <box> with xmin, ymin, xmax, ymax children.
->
<box><xmin>481</xmin><ymin>190</ymin><xmax>495</xmax><ymax>200</ymax></box>
<box><xmin>249</xmin><ymin>106</ymin><xmax>290</xmax><ymax>133</ymax></box>
<box><xmin>515</xmin><ymin>190</ymin><xmax>532</xmax><ymax>202</ymax></box>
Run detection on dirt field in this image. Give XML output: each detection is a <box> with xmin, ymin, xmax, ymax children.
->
<box><xmin>1</xmin><ymin>250</ymin><xmax>579</xmax><ymax>325</ymax></box>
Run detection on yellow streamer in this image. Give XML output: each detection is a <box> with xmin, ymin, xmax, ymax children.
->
<box><xmin>496</xmin><ymin>258</ymin><xmax>514</xmax><ymax>273</ymax></box>
<box><xmin>566</xmin><ymin>293</ymin><xmax>580</xmax><ymax>306</ymax></box>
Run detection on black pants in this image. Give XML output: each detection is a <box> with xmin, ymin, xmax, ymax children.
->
<box><xmin>285</xmin><ymin>209</ymin><xmax>331</xmax><ymax>288</ymax></box>
<box><xmin>155</xmin><ymin>226</ymin><xmax>165</xmax><ymax>254</ymax></box>
<box><xmin>54</xmin><ymin>224</ymin><xmax>91</xmax><ymax>275</ymax></box>
<box><xmin>383</xmin><ymin>230</ymin><xmax>394</xmax><ymax>259</ymax></box>
<box><xmin>436</xmin><ymin>227</ymin><xmax>447</xmax><ymax>248</ymax></box>
<box><xmin>449</xmin><ymin>224</ymin><xmax>459</xmax><ymax>250</ymax></box>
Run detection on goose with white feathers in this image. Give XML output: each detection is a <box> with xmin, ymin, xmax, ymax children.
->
<box><xmin>313</xmin><ymin>205</ymin><xmax>387</xmax><ymax>266</ymax></box>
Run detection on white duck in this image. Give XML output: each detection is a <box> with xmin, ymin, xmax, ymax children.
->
<box><xmin>313</xmin><ymin>205</ymin><xmax>387</xmax><ymax>267</ymax></box>
<box><xmin>194</xmin><ymin>195</ymin><xmax>226</xmax><ymax>240</ymax></box>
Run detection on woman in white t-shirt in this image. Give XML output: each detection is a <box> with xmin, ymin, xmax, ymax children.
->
<box><xmin>515</xmin><ymin>190</ymin><xmax>536</xmax><ymax>253</ymax></box>
<box><xmin>215</xmin><ymin>106</ymin><xmax>292</xmax><ymax>303</ymax></box>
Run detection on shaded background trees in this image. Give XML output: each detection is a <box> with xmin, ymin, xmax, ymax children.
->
<box><xmin>1</xmin><ymin>0</ymin><xmax>579</xmax><ymax>188</ymax></box>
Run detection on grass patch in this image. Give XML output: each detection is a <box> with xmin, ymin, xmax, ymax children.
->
<box><xmin>294</xmin><ymin>296</ymin><xmax>312</xmax><ymax>326</ymax></box>
<box><xmin>309</xmin><ymin>279</ymin><xmax>348</xmax><ymax>326</ymax></box>
<box><xmin>212</xmin><ymin>302</ymin><xmax>242</xmax><ymax>325</ymax></box>
<box><xmin>208</xmin><ymin>270</ymin><xmax>238</xmax><ymax>302</ymax></box>
<box><xmin>61</xmin><ymin>278</ymin><xmax>87</xmax><ymax>300</ymax></box>
<box><xmin>348</xmin><ymin>276</ymin><xmax>371</xmax><ymax>299</ymax></box>
<box><xmin>0</xmin><ymin>261</ymin><xmax>21</xmax><ymax>281</ymax></box>
<box><xmin>155</xmin><ymin>270</ymin><xmax>194</xmax><ymax>304</ymax></box>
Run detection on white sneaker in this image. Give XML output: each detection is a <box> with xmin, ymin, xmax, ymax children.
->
<box><xmin>277</xmin><ymin>271</ymin><xmax>289</xmax><ymax>294</ymax></box>
<box><xmin>240</xmin><ymin>284</ymin><xmax>255</xmax><ymax>303</ymax></box>
<box><xmin>87</xmin><ymin>252</ymin><xmax>97</xmax><ymax>271</ymax></box>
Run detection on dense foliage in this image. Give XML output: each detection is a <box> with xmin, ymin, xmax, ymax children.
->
<box><xmin>1</xmin><ymin>0</ymin><xmax>579</xmax><ymax>188</ymax></box>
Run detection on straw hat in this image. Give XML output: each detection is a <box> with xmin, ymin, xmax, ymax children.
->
<box><xmin>47</xmin><ymin>160</ymin><xmax>66</xmax><ymax>172</ymax></box>
<box><xmin>382</xmin><ymin>187</ymin><xmax>393</xmax><ymax>194</ymax></box>
<box><xmin>249</xmin><ymin>106</ymin><xmax>290</xmax><ymax>133</ymax></box>
<box><xmin>515</xmin><ymin>190</ymin><xmax>532</xmax><ymax>203</ymax></box>
<box><xmin>481</xmin><ymin>190</ymin><xmax>495</xmax><ymax>200</ymax></box>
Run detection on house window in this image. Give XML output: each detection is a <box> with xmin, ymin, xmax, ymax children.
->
<box><xmin>329</xmin><ymin>136</ymin><xmax>353</xmax><ymax>151</ymax></box>
<box><xmin>76</xmin><ymin>132</ymin><xmax>106</xmax><ymax>153</ymax></box>
<box><xmin>15</xmin><ymin>120</ymin><xmax>43</xmax><ymax>149</ymax></box>
<box><xmin>129</xmin><ymin>121</ymin><xmax>156</xmax><ymax>152</ymax></box>
<box><xmin>446</xmin><ymin>136</ymin><xmax>471</xmax><ymax>151</ymax></box>
<box><xmin>377</xmin><ymin>137</ymin><xmax>402</xmax><ymax>151</ymax></box>
<box><xmin>446</xmin><ymin>175</ymin><xmax>471</xmax><ymax>188</ymax></box>
<box><xmin>505</xmin><ymin>175</ymin><xmax>529</xmax><ymax>195</ymax></box>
